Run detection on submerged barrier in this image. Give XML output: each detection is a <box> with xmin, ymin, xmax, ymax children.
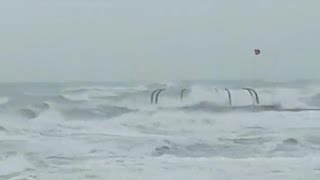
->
<box><xmin>151</xmin><ymin>88</ymin><xmax>259</xmax><ymax>106</ymax></box>
<box><xmin>243</xmin><ymin>88</ymin><xmax>256</xmax><ymax>105</ymax></box>
<box><xmin>181</xmin><ymin>89</ymin><xmax>188</xmax><ymax>101</ymax></box>
<box><xmin>243</xmin><ymin>88</ymin><xmax>260</xmax><ymax>105</ymax></box>
<box><xmin>248</xmin><ymin>88</ymin><xmax>260</xmax><ymax>105</ymax></box>
<box><xmin>155</xmin><ymin>89</ymin><xmax>166</xmax><ymax>104</ymax></box>
<box><xmin>151</xmin><ymin>88</ymin><xmax>187</xmax><ymax>104</ymax></box>
<box><xmin>220</xmin><ymin>88</ymin><xmax>260</xmax><ymax>106</ymax></box>
<box><xmin>224</xmin><ymin>89</ymin><xmax>232</xmax><ymax>106</ymax></box>
<box><xmin>151</xmin><ymin>89</ymin><xmax>161</xmax><ymax>104</ymax></box>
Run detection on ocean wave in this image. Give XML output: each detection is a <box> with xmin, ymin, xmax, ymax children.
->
<box><xmin>176</xmin><ymin>101</ymin><xmax>282</xmax><ymax>113</ymax></box>
<box><xmin>305</xmin><ymin>93</ymin><xmax>320</xmax><ymax>107</ymax></box>
<box><xmin>16</xmin><ymin>102</ymin><xmax>51</xmax><ymax>119</ymax></box>
<box><xmin>151</xmin><ymin>140</ymin><xmax>263</xmax><ymax>158</ymax></box>
<box><xmin>271</xmin><ymin>138</ymin><xmax>302</xmax><ymax>155</ymax></box>
<box><xmin>0</xmin><ymin>125</ymin><xmax>7</xmax><ymax>132</ymax></box>
<box><xmin>17</xmin><ymin>108</ymin><xmax>38</xmax><ymax>119</ymax></box>
<box><xmin>60</xmin><ymin>105</ymin><xmax>136</xmax><ymax>120</ymax></box>
<box><xmin>53</xmin><ymin>95</ymin><xmax>89</xmax><ymax>104</ymax></box>
<box><xmin>0</xmin><ymin>97</ymin><xmax>9</xmax><ymax>105</ymax></box>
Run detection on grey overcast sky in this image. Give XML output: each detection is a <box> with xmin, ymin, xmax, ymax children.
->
<box><xmin>0</xmin><ymin>0</ymin><xmax>319</xmax><ymax>82</ymax></box>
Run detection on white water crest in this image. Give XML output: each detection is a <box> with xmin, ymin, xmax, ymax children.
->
<box><xmin>1</xmin><ymin>81</ymin><xmax>320</xmax><ymax>179</ymax></box>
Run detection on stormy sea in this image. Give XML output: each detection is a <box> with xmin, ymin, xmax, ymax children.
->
<box><xmin>1</xmin><ymin>80</ymin><xmax>320</xmax><ymax>180</ymax></box>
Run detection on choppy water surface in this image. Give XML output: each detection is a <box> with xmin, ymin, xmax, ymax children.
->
<box><xmin>1</xmin><ymin>81</ymin><xmax>320</xmax><ymax>180</ymax></box>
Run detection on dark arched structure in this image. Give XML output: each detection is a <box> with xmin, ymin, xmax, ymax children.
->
<box><xmin>247</xmin><ymin>88</ymin><xmax>260</xmax><ymax>105</ymax></box>
<box><xmin>155</xmin><ymin>89</ymin><xmax>166</xmax><ymax>104</ymax></box>
<box><xmin>151</xmin><ymin>89</ymin><xmax>161</xmax><ymax>104</ymax></box>
<box><xmin>243</xmin><ymin>88</ymin><xmax>256</xmax><ymax>105</ymax></box>
<box><xmin>181</xmin><ymin>89</ymin><xmax>188</xmax><ymax>101</ymax></box>
<box><xmin>225</xmin><ymin>88</ymin><xmax>232</xmax><ymax>107</ymax></box>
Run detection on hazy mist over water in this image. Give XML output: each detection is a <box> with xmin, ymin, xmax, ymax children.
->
<box><xmin>0</xmin><ymin>0</ymin><xmax>320</xmax><ymax>82</ymax></box>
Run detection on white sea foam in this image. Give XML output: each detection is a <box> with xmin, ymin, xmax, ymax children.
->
<box><xmin>1</xmin><ymin>81</ymin><xmax>320</xmax><ymax>179</ymax></box>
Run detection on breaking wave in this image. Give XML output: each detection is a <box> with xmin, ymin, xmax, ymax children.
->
<box><xmin>2</xmin><ymin>82</ymin><xmax>320</xmax><ymax>179</ymax></box>
<box><xmin>1</xmin><ymin>83</ymin><xmax>320</xmax><ymax>121</ymax></box>
<box><xmin>60</xmin><ymin>105</ymin><xmax>136</xmax><ymax>120</ymax></box>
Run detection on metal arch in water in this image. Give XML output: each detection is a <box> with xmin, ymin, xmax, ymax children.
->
<box><xmin>155</xmin><ymin>89</ymin><xmax>166</xmax><ymax>104</ymax></box>
<box><xmin>181</xmin><ymin>89</ymin><xmax>188</xmax><ymax>101</ymax></box>
<box><xmin>151</xmin><ymin>89</ymin><xmax>161</xmax><ymax>104</ymax></box>
<box><xmin>247</xmin><ymin>88</ymin><xmax>260</xmax><ymax>105</ymax></box>
<box><xmin>225</xmin><ymin>88</ymin><xmax>232</xmax><ymax>107</ymax></box>
<box><xmin>243</xmin><ymin>88</ymin><xmax>256</xmax><ymax>105</ymax></box>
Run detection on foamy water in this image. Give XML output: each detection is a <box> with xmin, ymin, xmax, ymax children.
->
<box><xmin>1</xmin><ymin>81</ymin><xmax>320</xmax><ymax>179</ymax></box>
